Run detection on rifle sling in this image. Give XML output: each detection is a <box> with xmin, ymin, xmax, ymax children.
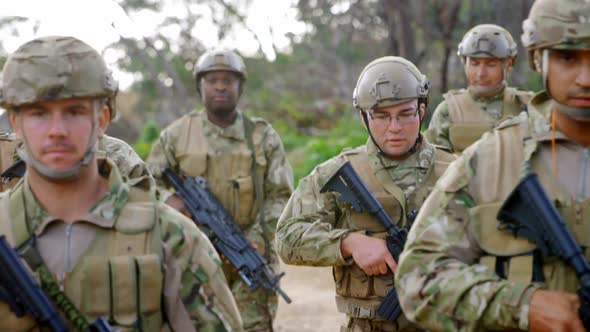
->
<box><xmin>243</xmin><ymin>115</ymin><xmax>271</xmax><ymax>260</ymax></box>
<box><xmin>9</xmin><ymin>184</ymin><xmax>93</xmax><ymax>331</ymax></box>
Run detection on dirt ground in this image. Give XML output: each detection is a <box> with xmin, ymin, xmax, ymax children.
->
<box><xmin>273</xmin><ymin>262</ymin><xmax>344</xmax><ymax>332</ymax></box>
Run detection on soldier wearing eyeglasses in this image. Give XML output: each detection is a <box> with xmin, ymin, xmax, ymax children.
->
<box><xmin>275</xmin><ymin>56</ymin><xmax>455</xmax><ymax>332</ymax></box>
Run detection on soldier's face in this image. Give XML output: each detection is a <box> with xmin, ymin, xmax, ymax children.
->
<box><xmin>547</xmin><ymin>49</ymin><xmax>590</xmax><ymax>109</ymax></box>
<box><xmin>366</xmin><ymin>99</ymin><xmax>424</xmax><ymax>159</ymax></box>
<box><xmin>465</xmin><ymin>57</ymin><xmax>510</xmax><ymax>96</ymax></box>
<box><xmin>9</xmin><ymin>98</ymin><xmax>108</xmax><ymax>172</ymax></box>
<box><xmin>201</xmin><ymin>71</ymin><xmax>241</xmax><ymax>115</ymax></box>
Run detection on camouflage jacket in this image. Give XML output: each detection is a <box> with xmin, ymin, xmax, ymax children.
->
<box><xmin>276</xmin><ymin>138</ymin><xmax>452</xmax><ymax>266</ymax></box>
<box><xmin>424</xmin><ymin>87</ymin><xmax>532</xmax><ymax>152</ymax></box>
<box><xmin>146</xmin><ymin>110</ymin><xmax>293</xmax><ymax>255</ymax></box>
<box><xmin>0</xmin><ymin>159</ymin><xmax>243</xmax><ymax>331</ymax></box>
<box><xmin>396</xmin><ymin>91</ymin><xmax>590</xmax><ymax>331</ymax></box>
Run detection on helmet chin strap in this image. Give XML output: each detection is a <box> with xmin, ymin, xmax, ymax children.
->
<box><xmin>540</xmin><ymin>49</ymin><xmax>590</xmax><ymax>120</ymax></box>
<box><xmin>17</xmin><ymin>101</ymin><xmax>101</xmax><ymax>181</ymax></box>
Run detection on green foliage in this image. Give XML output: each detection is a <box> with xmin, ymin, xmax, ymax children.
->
<box><xmin>525</xmin><ymin>71</ymin><xmax>544</xmax><ymax>93</ymax></box>
<box><xmin>274</xmin><ymin>114</ymin><xmax>367</xmax><ymax>184</ymax></box>
<box><xmin>133</xmin><ymin>119</ymin><xmax>161</xmax><ymax>160</ymax></box>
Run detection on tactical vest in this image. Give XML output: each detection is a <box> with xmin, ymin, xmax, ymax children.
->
<box><xmin>332</xmin><ymin>146</ymin><xmax>454</xmax><ymax>325</ymax></box>
<box><xmin>0</xmin><ymin>134</ymin><xmax>18</xmax><ymax>191</ymax></box>
<box><xmin>0</xmin><ymin>181</ymin><xmax>168</xmax><ymax>332</ymax></box>
<box><xmin>445</xmin><ymin>87</ymin><xmax>532</xmax><ymax>152</ymax></box>
<box><xmin>461</xmin><ymin>115</ymin><xmax>590</xmax><ymax>292</ymax></box>
<box><xmin>173</xmin><ymin>112</ymin><xmax>267</xmax><ymax>229</ymax></box>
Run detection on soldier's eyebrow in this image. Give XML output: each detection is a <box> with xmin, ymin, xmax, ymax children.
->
<box><xmin>64</xmin><ymin>103</ymin><xmax>91</xmax><ymax>112</ymax></box>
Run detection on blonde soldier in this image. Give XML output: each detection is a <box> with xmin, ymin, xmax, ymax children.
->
<box><xmin>425</xmin><ymin>24</ymin><xmax>533</xmax><ymax>153</ymax></box>
<box><xmin>0</xmin><ymin>36</ymin><xmax>243</xmax><ymax>331</ymax></box>
<box><xmin>0</xmin><ymin>79</ymin><xmax>150</xmax><ymax>191</ymax></box>
<box><xmin>396</xmin><ymin>1</ymin><xmax>590</xmax><ymax>331</ymax></box>
<box><xmin>276</xmin><ymin>57</ymin><xmax>455</xmax><ymax>332</ymax></box>
<box><xmin>147</xmin><ymin>48</ymin><xmax>293</xmax><ymax>331</ymax></box>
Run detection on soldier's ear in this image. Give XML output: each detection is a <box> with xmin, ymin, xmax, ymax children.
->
<box><xmin>419</xmin><ymin>103</ymin><xmax>426</xmax><ymax>121</ymax></box>
<box><xmin>8</xmin><ymin>111</ymin><xmax>21</xmax><ymax>138</ymax></box>
<box><xmin>97</xmin><ymin>104</ymin><xmax>110</xmax><ymax>137</ymax></box>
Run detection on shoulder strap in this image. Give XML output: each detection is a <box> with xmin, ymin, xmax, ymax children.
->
<box><xmin>242</xmin><ymin>114</ymin><xmax>271</xmax><ymax>258</ymax></box>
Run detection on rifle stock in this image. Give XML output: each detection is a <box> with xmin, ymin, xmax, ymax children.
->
<box><xmin>497</xmin><ymin>173</ymin><xmax>590</xmax><ymax>330</ymax></box>
<box><xmin>162</xmin><ymin>168</ymin><xmax>291</xmax><ymax>303</ymax></box>
<box><xmin>320</xmin><ymin>161</ymin><xmax>409</xmax><ymax>323</ymax></box>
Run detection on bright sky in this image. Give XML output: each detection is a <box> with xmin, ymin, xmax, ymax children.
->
<box><xmin>1</xmin><ymin>0</ymin><xmax>308</xmax><ymax>89</ymax></box>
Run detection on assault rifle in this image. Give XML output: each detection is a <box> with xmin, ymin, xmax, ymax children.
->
<box><xmin>497</xmin><ymin>173</ymin><xmax>590</xmax><ymax>330</ymax></box>
<box><xmin>320</xmin><ymin>161</ymin><xmax>414</xmax><ymax>323</ymax></box>
<box><xmin>0</xmin><ymin>236</ymin><xmax>115</xmax><ymax>332</ymax></box>
<box><xmin>162</xmin><ymin>168</ymin><xmax>291</xmax><ymax>303</ymax></box>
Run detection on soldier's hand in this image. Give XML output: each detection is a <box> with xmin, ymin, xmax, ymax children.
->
<box><xmin>165</xmin><ymin>195</ymin><xmax>192</xmax><ymax>218</ymax></box>
<box><xmin>529</xmin><ymin>289</ymin><xmax>584</xmax><ymax>332</ymax></box>
<box><xmin>340</xmin><ymin>232</ymin><xmax>397</xmax><ymax>275</ymax></box>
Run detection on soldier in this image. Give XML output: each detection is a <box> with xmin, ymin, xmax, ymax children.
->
<box><xmin>276</xmin><ymin>56</ymin><xmax>456</xmax><ymax>332</ymax></box>
<box><xmin>147</xmin><ymin>48</ymin><xmax>293</xmax><ymax>331</ymax></box>
<box><xmin>0</xmin><ymin>35</ymin><xmax>243</xmax><ymax>331</ymax></box>
<box><xmin>396</xmin><ymin>0</ymin><xmax>590</xmax><ymax>331</ymax></box>
<box><xmin>424</xmin><ymin>24</ymin><xmax>534</xmax><ymax>153</ymax></box>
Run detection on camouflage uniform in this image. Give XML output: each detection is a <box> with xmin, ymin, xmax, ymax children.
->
<box><xmin>277</xmin><ymin>138</ymin><xmax>454</xmax><ymax>331</ymax></box>
<box><xmin>277</xmin><ymin>56</ymin><xmax>456</xmax><ymax>332</ymax></box>
<box><xmin>0</xmin><ymin>158</ymin><xmax>243</xmax><ymax>331</ymax></box>
<box><xmin>0</xmin><ymin>132</ymin><xmax>18</xmax><ymax>190</ymax></box>
<box><xmin>424</xmin><ymin>24</ymin><xmax>533</xmax><ymax>153</ymax></box>
<box><xmin>395</xmin><ymin>91</ymin><xmax>589</xmax><ymax>331</ymax></box>
<box><xmin>424</xmin><ymin>87</ymin><xmax>532</xmax><ymax>152</ymax></box>
<box><xmin>147</xmin><ymin>109</ymin><xmax>293</xmax><ymax>331</ymax></box>
<box><xmin>397</xmin><ymin>2</ymin><xmax>590</xmax><ymax>330</ymax></box>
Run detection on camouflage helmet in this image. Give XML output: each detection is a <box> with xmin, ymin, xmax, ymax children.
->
<box><xmin>353</xmin><ymin>56</ymin><xmax>429</xmax><ymax>111</ymax></box>
<box><xmin>0</xmin><ymin>36</ymin><xmax>118</xmax><ymax>118</ymax></box>
<box><xmin>193</xmin><ymin>48</ymin><xmax>247</xmax><ymax>94</ymax></box>
<box><xmin>522</xmin><ymin>0</ymin><xmax>590</xmax><ymax>70</ymax></box>
<box><xmin>458</xmin><ymin>24</ymin><xmax>518</xmax><ymax>59</ymax></box>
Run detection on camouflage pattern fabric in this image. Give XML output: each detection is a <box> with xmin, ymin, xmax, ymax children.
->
<box><xmin>277</xmin><ymin>138</ymin><xmax>453</xmax><ymax>331</ymax></box>
<box><xmin>147</xmin><ymin>110</ymin><xmax>293</xmax><ymax>331</ymax></box>
<box><xmin>0</xmin><ymin>132</ymin><xmax>18</xmax><ymax>191</ymax></box>
<box><xmin>0</xmin><ymin>159</ymin><xmax>243</xmax><ymax>331</ymax></box>
<box><xmin>396</xmin><ymin>91</ymin><xmax>590</xmax><ymax>331</ymax></box>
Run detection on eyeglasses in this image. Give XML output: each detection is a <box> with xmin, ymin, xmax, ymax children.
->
<box><xmin>368</xmin><ymin>108</ymin><xmax>419</xmax><ymax>126</ymax></box>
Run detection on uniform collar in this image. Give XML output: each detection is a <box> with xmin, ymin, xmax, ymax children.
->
<box><xmin>22</xmin><ymin>158</ymin><xmax>130</xmax><ymax>236</ymax></box>
<box><xmin>201</xmin><ymin>109</ymin><xmax>246</xmax><ymax>141</ymax></box>
<box><xmin>365</xmin><ymin>137</ymin><xmax>434</xmax><ymax>172</ymax></box>
<box><xmin>527</xmin><ymin>91</ymin><xmax>572</xmax><ymax>143</ymax></box>
<box><xmin>467</xmin><ymin>86</ymin><xmax>505</xmax><ymax>103</ymax></box>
